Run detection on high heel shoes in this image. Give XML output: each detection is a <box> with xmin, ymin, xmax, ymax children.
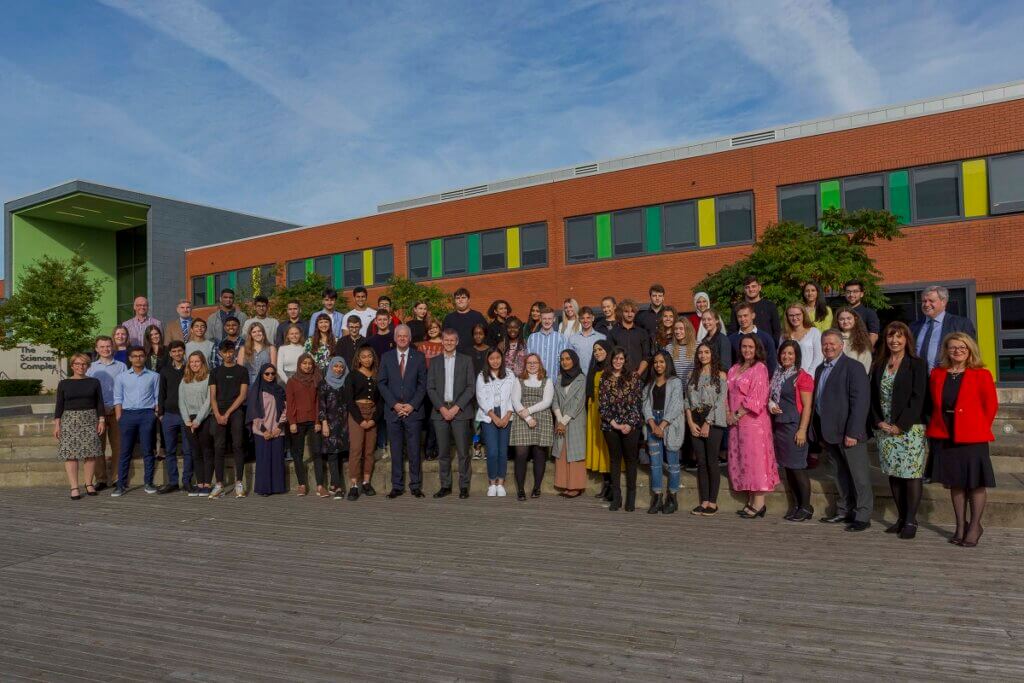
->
<box><xmin>738</xmin><ymin>505</ymin><xmax>766</xmax><ymax>519</ymax></box>
<box><xmin>961</xmin><ymin>527</ymin><xmax>984</xmax><ymax>548</ymax></box>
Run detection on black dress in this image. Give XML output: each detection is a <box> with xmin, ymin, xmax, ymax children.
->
<box><xmin>931</xmin><ymin>372</ymin><xmax>996</xmax><ymax>489</ymax></box>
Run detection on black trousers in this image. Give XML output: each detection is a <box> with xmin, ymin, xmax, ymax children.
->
<box><xmin>289</xmin><ymin>421</ymin><xmax>323</xmax><ymax>487</ymax></box>
<box><xmin>692</xmin><ymin>426</ymin><xmax>725</xmax><ymax>503</ymax></box>
<box><xmin>184</xmin><ymin>416</ymin><xmax>215</xmax><ymax>484</ymax></box>
<box><xmin>213</xmin><ymin>410</ymin><xmax>245</xmax><ymax>483</ymax></box>
<box><xmin>514</xmin><ymin>445</ymin><xmax>548</xmax><ymax>493</ymax></box>
<box><xmin>603</xmin><ymin>428</ymin><xmax>640</xmax><ymax>502</ymax></box>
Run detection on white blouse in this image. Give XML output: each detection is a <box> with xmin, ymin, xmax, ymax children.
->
<box><xmin>511</xmin><ymin>374</ymin><xmax>554</xmax><ymax>414</ymax></box>
<box><xmin>783</xmin><ymin>327</ymin><xmax>823</xmax><ymax>374</ymax></box>
<box><xmin>277</xmin><ymin>344</ymin><xmax>305</xmax><ymax>382</ymax></box>
<box><xmin>475</xmin><ymin>372</ymin><xmax>516</xmax><ymax>423</ymax></box>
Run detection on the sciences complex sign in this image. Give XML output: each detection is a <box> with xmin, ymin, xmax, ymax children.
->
<box><xmin>0</xmin><ymin>344</ymin><xmax>63</xmax><ymax>390</ymax></box>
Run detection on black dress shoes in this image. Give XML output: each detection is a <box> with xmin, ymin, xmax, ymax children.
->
<box><xmin>386</xmin><ymin>489</ymin><xmax>404</xmax><ymax>499</ymax></box>
<box><xmin>433</xmin><ymin>487</ymin><xmax>452</xmax><ymax>499</ymax></box>
<box><xmin>411</xmin><ymin>489</ymin><xmax>425</xmax><ymax>498</ymax></box>
<box><xmin>157</xmin><ymin>484</ymin><xmax>179</xmax><ymax>495</ymax></box>
<box><xmin>845</xmin><ymin>520</ymin><xmax>871</xmax><ymax>532</ymax></box>
<box><xmin>820</xmin><ymin>513</ymin><xmax>851</xmax><ymax>524</ymax></box>
<box><xmin>459</xmin><ymin>488</ymin><xmax>469</xmax><ymax>499</ymax></box>
<box><xmin>361</xmin><ymin>482</ymin><xmax>376</xmax><ymax>496</ymax></box>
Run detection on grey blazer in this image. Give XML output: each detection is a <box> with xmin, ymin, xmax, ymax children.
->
<box><xmin>553</xmin><ymin>373</ymin><xmax>588</xmax><ymax>463</ymax></box>
<box><xmin>812</xmin><ymin>354</ymin><xmax>870</xmax><ymax>445</ymax></box>
<box><xmin>426</xmin><ymin>353</ymin><xmax>476</xmax><ymax>421</ymax></box>
<box><xmin>643</xmin><ymin>376</ymin><xmax>685</xmax><ymax>451</ymax></box>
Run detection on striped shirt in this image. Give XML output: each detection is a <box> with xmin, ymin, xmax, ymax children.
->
<box><xmin>662</xmin><ymin>343</ymin><xmax>696</xmax><ymax>385</ymax></box>
<box><xmin>526</xmin><ymin>328</ymin><xmax>569</xmax><ymax>380</ymax></box>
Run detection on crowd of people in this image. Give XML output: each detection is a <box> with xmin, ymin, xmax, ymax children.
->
<box><xmin>52</xmin><ymin>278</ymin><xmax>998</xmax><ymax>547</ymax></box>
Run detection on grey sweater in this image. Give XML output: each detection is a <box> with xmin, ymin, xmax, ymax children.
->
<box><xmin>178</xmin><ymin>378</ymin><xmax>211</xmax><ymax>425</ymax></box>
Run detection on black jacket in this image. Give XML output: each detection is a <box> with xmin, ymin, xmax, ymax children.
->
<box><xmin>158</xmin><ymin>362</ymin><xmax>185</xmax><ymax>416</ymax></box>
<box><xmin>869</xmin><ymin>355</ymin><xmax>929</xmax><ymax>432</ymax></box>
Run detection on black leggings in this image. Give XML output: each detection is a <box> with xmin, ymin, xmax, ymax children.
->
<box><xmin>889</xmin><ymin>476</ymin><xmax>923</xmax><ymax>525</ymax></box>
<box><xmin>184</xmin><ymin>417</ymin><xmax>215</xmax><ymax>484</ymax></box>
<box><xmin>514</xmin><ymin>445</ymin><xmax>548</xmax><ymax>493</ymax></box>
<box><xmin>784</xmin><ymin>467</ymin><xmax>812</xmax><ymax>510</ymax></box>
<box><xmin>692</xmin><ymin>426</ymin><xmax>724</xmax><ymax>503</ymax></box>
<box><xmin>289</xmin><ymin>422</ymin><xmax>323</xmax><ymax>487</ymax></box>
<box><xmin>603</xmin><ymin>428</ymin><xmax>640</xmax><ymax>502</ymax></box>
<box><xmin>213</xmin><ymin>410</ymin><xmax>246</xmax><ymax>483</ymax></box>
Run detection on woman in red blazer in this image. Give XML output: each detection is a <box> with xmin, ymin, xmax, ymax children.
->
<box><xmin>926</xmin><ymin>333</ymin><xmax>998</xmax><ymax>547</ymax></box>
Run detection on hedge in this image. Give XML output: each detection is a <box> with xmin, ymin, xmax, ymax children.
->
<box><xmin>0</xmin><ymin>380</ymin><xmax>43</xmax><ymax>397</ymax></box>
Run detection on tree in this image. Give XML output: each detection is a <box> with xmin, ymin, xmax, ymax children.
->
<box><xmin>0</xmin><ymin>253</ymin><xmax>102</xmax><ymax>368</ymax></box>
<box><xmin>262</xmin><ymin>270</ymin><xmax>345</xmax><ymax>322</ymax></box>
<box><xmin>385</xmin><ymin>276</ymin><xmax>453</xmax><ymax>321</ymax></box>
<box><xmin>694</xmin><ymin>207</ymin><xmax>904</xmax><ymax>321</ymax></box>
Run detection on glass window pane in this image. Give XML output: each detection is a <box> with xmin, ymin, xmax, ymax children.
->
<box><xmin>116</xmin><ymin>231</ymin><xmax>134</xmax><ymax>264</ymax></box>
<box><xmin>443</xmin><ymin>236</ymin><xmax>467</xmax><ymax>275</ymax></box>
<box><xmin>286</xmin><ymin>261</ymin><xmax>306</xmax><ymax>286</ymax></box>
<box><xmin>408</xmin><ymin>242</ymin><xmax>430</xmax><ymax>280</ymax></box>
<box><xmin>1000</xmin><ymin>296</ymin><xmax>1024</xmax><ymax>331</ymax></box>
<box><xmin>374</xmin><ymin>247</ymin><xmax>393</xmax><ymax>284</ymax></box>
<box><xmin>913</xmin><ymin>165</ymin><xmax>960</xmax><ymax>221</ymax></box>
<box><xmin>717</xmin><ymin>193</ymin><xmax>753</xmax><ymax>243</ymax></box>
<box><xmin>313</xmin><ymin>256</ymin><xmax>333</xmax><ymax>286</ymax></box>
<box><xmin>191</xmin><ymin>276</ymin><xmax>206</xmax><ymax>307</ymax></box>
<box><xmin>998</xmin><ymin>354</ymin><xmax>1024</xmax><ymax>383</ymax></box>
<box><xmin>780</xmin><ymin>185</ymin><xmax>818</xmax><ymax>228</ymax></box>
<box><xmin>117</xmin><ymin>267</ymin><xmax>134</xmax><ymax>307</ymax></box>
<box><xmin>944</xmin><ymin>288</ymin><xmax>968</xmax><ymax>319</ymax></box>
<box><xmin>343</xmin><ymin>252</ymin><xmax>362</xmax><ymax>287</ymax></box>
<box><xmin>663</xmin><ymin>201</ymin><xmax>696</xmax><ymax>248</ymax></box>
<box><xmin>520</xmin><ymin>223</ymin><xmax>547</xmax><ymax>266</ymax></box>
<box><xmin>844</xmin><ymin>175</ymin><xmax>885</xmax><ymax>212</ymax></box>
<box><xmin>133</xmin><ymin>228</ymin><xmax>146</xmax><ymax>264</ymax></box>
<box><xmin>612</xmin><ymin>209</ymin><xmax>643</xmax><ymax>256</ymax></box>
<box><xmin>259</xmin><ymin>264</ymin><xmax>276</xmax><ymax>297</ymax></box>
<box><xmin>214</xmin><ymin>273</ymin><xmax>232</xmax><ymax>295</ymax></box>
<box><xmin>480</xmin><ymin>231</ymin><xmax>505</xmax><ymax>271</ymax></box>
<box><xmin>235</xmin><ymin>269</ymin><xmax>253</xmax><ymax>300</ymax></box>
<box><xmin>990</xmin><ymin>153</ymin><xmax>1024</xmax><ymax>215</ymax></box>
<box><xmin>566</xmin><ymin>217</ymin><xmax>595</xmax><ymax>261</ymax></box>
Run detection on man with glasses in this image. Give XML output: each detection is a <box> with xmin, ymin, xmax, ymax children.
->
<box><xmin>111</xmin><ymin>347</ymin><xmax>161</xmax><ymax>497</ymax></box>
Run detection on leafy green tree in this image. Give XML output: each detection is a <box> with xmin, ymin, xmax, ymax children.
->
<box><xmin>263</xmin><ymin>270</ymin><xmax>344</xmax><ymax>322</ymax></box>
<box><xmin>0</xmin><ymin>253</ymin><xmax>101</xmax><ymax>368</ymax></box>
<box><xmin>694</xmin><ymin>208</ymin><xmax>904</xmax><ymax>321</ymax></box>
<box><xmin>385</xmin><ymin>276</ymin><xmax>453</xmax><ymax>322</ymax></box>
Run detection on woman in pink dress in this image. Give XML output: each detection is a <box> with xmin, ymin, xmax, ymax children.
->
<box><xmin>727</xmin><ymin>334</ymin><xmax>779</xmax><ymax>518</ymax></box>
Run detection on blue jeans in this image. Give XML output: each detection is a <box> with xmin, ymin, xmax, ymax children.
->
<box><xmin>647</xmin><ymin>409</ymin><xmax>680</xmax><ymax>493</ymax></box>
<box><xmin>161</xmin><ymin>412</ymin><xmax>193</xmax><ymax>487</ymax></box>
<box><xmin>117</xmin><ymin>409</ymin><xmax>157</xmax><ymax>489</ymax></box>
<box><xmin>481</xmin><ymin>420</ymin><xmax>510</xmax><ymax>480</ymax></box>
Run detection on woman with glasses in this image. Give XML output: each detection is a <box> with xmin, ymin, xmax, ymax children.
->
<box><xmin>53</xmin><ymin>353</ymin><xmax>105</xmax><ymax>500</ymax></box>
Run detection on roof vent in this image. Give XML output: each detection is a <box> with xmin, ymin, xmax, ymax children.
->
<box><xmin>574</xmin><ymin>163</ymin><xmax>599</xmax><ymax>176</ymax></box>
<box><xmin>730</xmin><ymin>130</ymin><xmax>776</xmax><ymax>147</ymax></box>
<box><xmin>462</xmin><ymin>185</ymin><xmax>488</xmax><ymax>197</ymax></box>
<box><xmin>440</xmin><ymin>184</ymin><xmax>489</xmax><ymax>201</ymax></box>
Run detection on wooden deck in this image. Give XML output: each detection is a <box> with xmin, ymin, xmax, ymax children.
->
<box><xmin>0</xmin><ymin>487</ymin><xmax>1021</xmax><ymax>681</ymax></box>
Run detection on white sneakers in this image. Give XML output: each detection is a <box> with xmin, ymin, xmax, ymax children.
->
<box><xmin>208</xmin><ymin>483</ymin><xmax>224</xmax><ymax>499</ymax></box>
<box><xmin>496</xmin><ymin>485</ymin><xmax>507</xmax><ymax>497</ymax></box>
<box><xmin>235</xmin><ymin>481</ymin><xmax>246</xmax><ymax>498</ymax></box>
<box><xmin>487</xmin><ymin>484</ymin><xmax>498</xmax><ymax>497</ymax></box>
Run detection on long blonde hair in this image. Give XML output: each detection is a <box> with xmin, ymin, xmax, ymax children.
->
<box><xmin>782</xmin><ymin>303</ymin><xmax>814</xmax><ymax>338</ymax></box>
<box><xmin>244</xmin><ymin>322</ymin><xmax>270</xmax><ymax>357</ymax></box>
<box><xmin>184</xmin><ymin>351</ymin><xmax>210</xmax><ymax>382</ymax></box>
<box><xmin>667</xmin><ymin>318</ymin><xmax>696</xmax><ymax>360</ymax></box>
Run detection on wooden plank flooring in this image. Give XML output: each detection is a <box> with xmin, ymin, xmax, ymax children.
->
<box><xmin>0</xmin><ymin>488</ymin><xmax>1021</xmax><ymax>682</ymax></box>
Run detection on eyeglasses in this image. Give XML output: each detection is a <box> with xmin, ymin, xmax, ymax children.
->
<box><xmin>948</xmin><ymin>346</ymin><xmax>969</xmax><ymax>353</ymax></box>
<box><xmin>263</xmin><ymin>371</ymin><xmax>276</xmax><ymax>377</ymax></box>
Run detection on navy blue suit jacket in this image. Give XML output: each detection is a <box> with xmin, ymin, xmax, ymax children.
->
<box><xmin>378</xmin><ymin>347</ymin><xmax>428</xmax><ymax>423</ymax></box>
<box><xmin>910</xmin><ymin>312</ymin><xmax>976</xmax><ymax>344</ymax></box>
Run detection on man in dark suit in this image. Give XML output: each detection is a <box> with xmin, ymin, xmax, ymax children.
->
<box><xmin>911</xmin><ymin>285</ymin><xmax>977</xmax><ymax>371</ymax></box>
<box><xmin>378</xmin><ymin>324</ymin><xmax>428</xmax><ymax>498</ymax></box>
<box><xmin>814</xmin><ymin>330</ymin><xmax>873</xmax><ymax>531</ymax></box>
<box><xmin>728</xmin><ymin>303</ymin><xmax>777</xmax><ymax>374</ymax></box>
<box><xmin>427</xmin><ymin>329</ymin><xmax>477</xmax><ymax>499</ymax></box>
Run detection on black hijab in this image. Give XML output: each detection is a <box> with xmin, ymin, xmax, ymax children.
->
<box><xmin>559</xmin><ymin>349</ymin><xmax>582</xmax><ymax>387</ymax></box>
<box><xmin>585</xmin><ymin>339</ymin><xmax>614</xmax><ymax>400</ymax></box>
<box><xmin>245</xmin><ymin>363</ymin><xmax>286</xmax><ymax>428</ymax></box>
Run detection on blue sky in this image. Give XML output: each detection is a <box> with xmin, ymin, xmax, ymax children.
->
<box><xmin>1</xmin><ymin>0</ymin><xmax>1022</xmax><ymax>226</ymax></box>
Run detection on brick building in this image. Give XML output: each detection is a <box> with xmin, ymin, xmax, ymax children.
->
<box><xmin>180</xmin><ymin>80</ymin><xmax>1022</xmax><ymax>385</ymax></box>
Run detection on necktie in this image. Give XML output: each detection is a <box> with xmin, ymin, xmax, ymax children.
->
<box><xmin>181</xmin><ymin>318</ymin><xmax>190</xmax><ymax>341</ymax></box>
<box><xmin>817</xmin><ymin>362</ymin><xmax>832</xmax><ymax>401</ymax></box>
<box><xmin>920</xmin><ymin>318</ymin><xmax>936</xmax><ymax>368</ymax></box>
<box><xmin>399</xmin><ymin>352</ymin><xmax>406</xmax><ymax>378</ymax></box>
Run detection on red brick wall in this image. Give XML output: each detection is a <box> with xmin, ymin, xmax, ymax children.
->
<box><xmin>187</xmin><ymin>98</ymin><xmax>1024</xmax><ymax>319</ymax></box>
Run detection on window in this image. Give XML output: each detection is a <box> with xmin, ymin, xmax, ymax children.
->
<box><xmin>997</xmin><ymin>294</ymin><xmax>1024</xmax><ymax>383</ymax></box>
<box><xmin>259</xmin><ymin>264</ymin><xmax>276</xmax><ymax>297</ymax></box>
<box><xmin>990</xmin><ymin>152</ymin><xmax>1024</xmax><ymax>215</ymax></box>
<box><xmin>214</xmin><ymin>273</ymin><xmax>232</xmax><ymax>296</ymax></box>
<box><xmin>566</xmin><ymin>216</ymin><xmax>596</xmax><ymax>261</ymax></box>
<box><xmin>314</xmin><ymin>256</ymin><xmax>333</xmax><ymax>285</ymax></box>
<box><xmin>843</xmin><ymin>175</ymin><xmax>885</xmax><ymax>212</ymax></box>
<box><xmin>877</xmin><ymin>284</ymin><xmax>972</xmax><ymax>331</ymax></box>
<box><xmin>912</xmin><ymin>164</ymin><xmax>960</xmax><ymax>221</ymax></box>
<box><xmin>374</xmin><ymin>247</ymin><xmax>393</xmax><ymax>284</ymax></box>
<box><xmin>443</xmin><ymin>235</ymin><xmax>468</xmax><ymax>275</ymax></box>
<box><xmin>779</xmin><ymin>184</ymin><xmax>818</xmax><ymax>228</ymax></box>
<box><xmin>191</xmin><ymin>276</ymin><xmax>207</xmax><ymax>307</ymax></box>
<box><xmin>234</xmin><ymin>269</ymin><xmax>254</xmax><ymax>300</ymax></box>
<box><xmin>286</xmin><ymin>261</ymin><xmax>306</xmax><ymax>286</ymax></box>
<box><xmin>343</xmin><ymin>252</ymin><xmax>362</xmax><ymax>287</ymax></box>
<box><xmin>480</xmin><ymin>230</ymin><xmax>505</xmax><ymax>271</ymax></box>
<box><xmin>612</xmin><ymin>209</ymin><xmax>643</xmax><ymax>256</ymax></box>
<box><xmin>408</xmin><ymin>241</ymin><xmax>430</xmax><ymax>280</ymax></box>
<box><xmin>520</xmin><ymin>223</ymin><xmax>547</xmax><ymax>266</ymax></box>
<box><xmin>663</xmin><ymin>201</ymin><xmax>696</xmax><ymax>249</ymax></box>
<box><xmin>717</xmin><ymin>193</ymin><xmax>754</xmax><ymax>243</ymax></box>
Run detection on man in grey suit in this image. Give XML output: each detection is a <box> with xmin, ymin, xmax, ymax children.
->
<box><xmin>910</xmin><ymin>285</ymin><xmax>977</xmax><ymax>370</ymax></box>
<box><xmin>427</xmin><ymin>329</ymin><xmax>477</xmax><ymax>499</ymax></box>
<box><xmin>814</xmin><ymin>329</ymin><xmax>873</xmax><ymax>531</ymax></box>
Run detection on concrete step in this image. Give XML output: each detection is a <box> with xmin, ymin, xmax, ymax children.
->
<box><xmin>7</xmin><ymin>452</ymin><xmax>1024</xmax><ymax>528</ymax></box>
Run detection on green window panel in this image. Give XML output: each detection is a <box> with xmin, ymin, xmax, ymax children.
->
<box><xmin>228</xmin><ymin>271</ymin><xmax>237</xmax><ymax>289</ymax></box>
<box><xmin>332</xmin><ymin>254</ymin><xmax>342</xmax><ymax>288</ymax></box>
<box><xmin>430</xmin><ymin>239</ymin><xmax>443</xmax><ymax>278</ymax></box>
<box><xmin>888</xmin><ymin>170</ymin><xmax>911</xmax><ymax>224</ymax></box>
<box><xmin>205</xmin><ymin>275</ymin><xmax>215</xmax><ymax>305</ymax></box>
<box><xmin>596</xmin><ymin>213</ymin><xmax>612</xmax><ymax>259</ymax></box>
<box><xmin>644</xmin><ymin>206</ymin><xmax>662</xmax><ymax>254</ymax></box>
<box><xmin>820</xmin><ymin>180</ymin><xmax>841</xmax><ymax>212</ymax></box>
<box><xmin>467</xmin><ymin>233</ymin><xmax>481</xmax><ymax>274</ymax></box>
<box><xmin>304</xmin><ymin>258</ymin><xmax>314</xmax><ymax>275</ymax></box>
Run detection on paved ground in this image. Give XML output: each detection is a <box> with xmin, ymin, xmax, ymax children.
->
<box><xmin>0</xmin><ymin>487</ymin><xmax>1021</xmax><ymax>681</ymax></box>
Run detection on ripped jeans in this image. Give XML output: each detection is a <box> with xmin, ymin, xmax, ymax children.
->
<box><xmin>647</xmin><ymin>409</ymin><xmax>680</xmax><ymax>493</ymax></box>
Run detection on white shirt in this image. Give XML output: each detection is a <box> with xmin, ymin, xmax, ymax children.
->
<box><xmin>277</xmin><ymin>344</ymin><xmax>304</xmax><ymax>382</ymax></box>
<box><xmin>343</xmin><ymin>309</ymin><xmax>377</xmax><ymax>337</ymax></box>
<box><xmin>475</xmin><ymin>372</ymin><xmax>515</xmax><ymax>423</ymax></box>
<box><xmin>511</xmin><ymin>374</ymin><xmax>554</xmax><ymax>414</ymax></box>
<box><xmin>443</xmin><ymin>352</ymin><xmax>456</xmax><ymax>402</ymax></box>
<box><xmin>783</xmin><ymin>327</ymin><xmax>823</xmax><ymax>374</ymax></box>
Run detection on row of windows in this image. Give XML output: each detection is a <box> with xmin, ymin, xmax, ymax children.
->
<box><xmin>284</xmin><ymin>246</ymin><xmax>393</xmax><ymax>288</ymax></box>
<box><xmin>407</xmin><ymin>223</ymin><xmax>547</xmax><ymax>281</ymax></box>
<box><xmin>565</xmin><ymin>191</ymin><xmax>754</xmax><ymax>263</ymax></box>
<box><xmin>191</xmin><ymin>264</ymin><xmax>275</xmax><ymax>307</ymax></box>
<box><xmin>779</xmin><ymin>151</ymin><xmax>1024</xmax><ymax>229</ymax></box>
